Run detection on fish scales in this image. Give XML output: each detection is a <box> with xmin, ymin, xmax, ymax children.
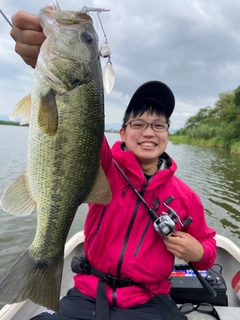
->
<box><xmin>0</xmin><ymin>4</ymin><xmax>111</xmax><ymax>311</ymax></box>
<box><xmin>29</xmin><ymin>79</ymin><xmax>104</xmax><ymax>258</ymax></box>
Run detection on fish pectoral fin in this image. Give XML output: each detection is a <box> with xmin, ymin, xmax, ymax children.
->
<box><xmin>9</xmin><ymin>94</ymin><xmax>32</xmax><ymax>125</ymax></box>
<box><xmin>38</xmin><ymin>89</ymin><xmax>58</xmax><ymax>136</ymax></box>
<box><xmin>0</xmin><ymin>169</ymin><xmax>36</xmax><ymax>216</ymax></box>
<box><xmin>84</xmin><ymin>165</ymin><xmax>112</xmax><ymax>204</ymax></box>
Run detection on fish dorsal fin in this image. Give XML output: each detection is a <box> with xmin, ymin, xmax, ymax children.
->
<box><xmin>9</xmin><ymin>94</ymin><xmax>32</xmax><ymax>125</ymax></box>
<box><xmin>38</xmin><ymin>89</ymin><xmax>58</xmax><ymax>136</ymax></box>
<box><xmin>0</xmin><ymin>169</ymin><xmax>36</xmax><ymax>216</ymax></box>
<box><xmin>84</xmin><ymin>165</ymin><xmax>112</xmax><ymax>204</ymax></box>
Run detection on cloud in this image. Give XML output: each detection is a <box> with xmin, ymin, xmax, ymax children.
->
<box><xmin>0</xmin><ymin>0</ymin><xmax>240</xmax><ymax>129</ymax></box>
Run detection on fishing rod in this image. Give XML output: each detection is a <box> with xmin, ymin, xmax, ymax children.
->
<box><xmin>0</xmin><ymin>9</ymin><xmax>12</xmax><ymax>27</ymax></box>
<box><xmin>113</xmin><ymin>159</ymin><xmax>217</xmax><ymax>298</ymax></box>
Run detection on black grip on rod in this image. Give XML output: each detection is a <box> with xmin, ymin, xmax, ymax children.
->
<box><xmin>188</xmin><ymin>262</ymin><xmax>217</xmax><ymax>298</ymax></box>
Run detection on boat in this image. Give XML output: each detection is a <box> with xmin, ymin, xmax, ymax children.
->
<box><xmin>0</xmin><ymin>232</ymin><xmax>240</xmax><ymax>320</ymax></box>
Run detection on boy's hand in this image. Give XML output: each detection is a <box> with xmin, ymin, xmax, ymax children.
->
<box><xmin>164</xmin><ymin>231</ymin><xmax>204</xmax><ymax>262</ymax></box>
<box><xmin>10</xmin><ymin>10</ymin><xmax>45</xmax><ymax>67</ymax></box>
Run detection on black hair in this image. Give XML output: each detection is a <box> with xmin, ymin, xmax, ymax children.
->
<box><xmin>122</xmin><ymin>101</ymin><xmax>170</xmax><ymax>128</ymax></box>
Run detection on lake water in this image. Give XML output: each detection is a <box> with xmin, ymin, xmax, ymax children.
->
<box><xmin>0</xmin><ymin>125</ymin><xmax>240</xmax><ymax>281</ymax></box>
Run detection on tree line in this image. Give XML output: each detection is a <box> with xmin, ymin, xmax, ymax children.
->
<box><xmin>0</xmin><ymin>120</ymin><xmax>29</xmax><ymax>126</ymax></box>
<box><xmin>170</xmin><ymin>85</ymin><xmax>240</xmax><ymax>154</ymax></box>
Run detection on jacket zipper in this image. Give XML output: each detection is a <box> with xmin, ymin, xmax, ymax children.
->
<box><xmin>116</xmin><ymin>197</ymin><xmax>141</xmax><ymax>278</ymax></box>
<box><xmin>134</xmin><ymin>217</ymin><xmax>151</xmax><ymax>256</ymax></box>
<box><xmin>113</xmin><ymin>183</ymin><xmax>147</xmax><ymax>307</ymax></box>
<box><xmin>90</xmin><ymin>206</ymin><xmax>106</xmax><ymax>241</ymax></box>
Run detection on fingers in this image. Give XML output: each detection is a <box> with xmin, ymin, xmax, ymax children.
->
<box><xmin>11</xmin><ymin>10</ymin><xmax>43</xmax><ymax>32</ymax></box>
<box><xmin>13</xmin><ymin>41</ymin><xmax>43</xmax><ymax>67</ymax></box>
<box><xmin>164</xmin><ymin>232</ymin><xmax>204</xmax><ymax>262</ymax></box>
<box><xmin>10</xmin><ymin>10</ymin><xmax>46</xmax><ymax>67</ymax></box>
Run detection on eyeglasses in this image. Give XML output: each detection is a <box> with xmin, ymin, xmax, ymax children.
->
<box><xmin>124</xmin><ymin>119</ymin><xmax>169</xmax><ymax>132</ymax></box>
<box><xmin>179</xmin><ymin>303</ymin><xmax>221</xmax><ymax>320</ymax></box>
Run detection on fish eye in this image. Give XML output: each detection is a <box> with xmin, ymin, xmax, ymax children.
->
<box><xmin>81</xmin><ymin>32</ymin><xmax>93</xmax><ymax>43</ymax></box>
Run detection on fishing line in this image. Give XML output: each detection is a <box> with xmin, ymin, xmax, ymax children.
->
<box><xmin>97</xmin><ymin>12</ymin><xmax>109</xmax><ymax>45</ymax></box>
<box><xmin>0</xmin><ymin>9</ymin><xmax>12</xmax><ymax>27</ymax></box>
<box><xmin>79</xmin><ymin>12</ymin><xmax>113</xmax><ymax>85</ymax></box>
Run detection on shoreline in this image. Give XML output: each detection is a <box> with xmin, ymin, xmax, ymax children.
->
<box><xmin>0</xmin><ymin>121</ymin><xmax>119</xmax><ymax>133</ymax></box>
<box><xmin>169</xmin><ymin>135</ymin><xmax>240</xmax><ymax>155</ymax></box>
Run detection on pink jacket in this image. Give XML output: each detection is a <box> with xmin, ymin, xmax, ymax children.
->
<box><xmin>74</xmin><ymin>137</ymin><xmax>216</xmax><ymax>308</ymax></box>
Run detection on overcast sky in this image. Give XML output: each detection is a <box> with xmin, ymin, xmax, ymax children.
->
<box><xmin>0</xmin><ymin>0</ymin><xmax>240</xmax><ymax>130</ymax></box>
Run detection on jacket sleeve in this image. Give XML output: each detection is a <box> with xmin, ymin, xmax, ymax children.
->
<box><xmin>186</xmin><ymin>192</ymin><xmax>216</xmax><ymax>270</ymax></box>
<box><xmin>99</xmin><ymin>136</ymin><xmax>114</xmax><ymax>178</ymax></box>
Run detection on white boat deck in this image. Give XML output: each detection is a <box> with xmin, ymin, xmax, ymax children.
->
<box><xmin>186</xmin><ymin>307</ymin><xmax>239</xmax><ymax>320</ymax></box>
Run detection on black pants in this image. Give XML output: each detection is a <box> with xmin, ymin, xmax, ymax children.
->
<box><xmin>30</xmin><ymin>288</ymin><xmax>187</xmax><ymax>320</ymax></box>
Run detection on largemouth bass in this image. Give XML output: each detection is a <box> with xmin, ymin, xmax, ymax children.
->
<box><xmin>0</xmin><ymin>4</ymin><xmax>111</xmax><ymax>311</ymax></box>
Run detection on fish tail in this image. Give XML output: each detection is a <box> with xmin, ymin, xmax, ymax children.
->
<box><xmin>0</xmin><ymin>249</ymin><xmax>63</xmax><ymax>312</ymax></box>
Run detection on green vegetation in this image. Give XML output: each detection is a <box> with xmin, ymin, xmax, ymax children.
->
<box><xmin>170</xmin><ymin>86</ymin><xmax>240</xmax><ymax>154</ymax></box>
<box><xmin>0</xmin><ymin>120</ymin><xmax>117</xmax><ymax>132</ymax></box>
<box><xmin>105</xmin><ymin>129</ymin><xmax>119</xmax><ymax>133</ymax></box>
<box><xmin>0</xmin><ymin>120</ymin><xmax>21</xmax><ymax>126</ymax></box>
<box><xmin>0</xmin><ymin>120</ymin><xmax>29</xmax><ymax>127</ymax></box>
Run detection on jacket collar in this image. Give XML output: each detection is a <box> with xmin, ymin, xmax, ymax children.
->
<box><xmin>112</xmin><ymin>141</ymin><xmax>177</xmax><ymax>189</ymax></box>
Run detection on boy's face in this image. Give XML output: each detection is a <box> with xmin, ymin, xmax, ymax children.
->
<box><xmin>119</xmin><ymin>111</ymin><xmax>169</xmax><ymax>174</ymax></box>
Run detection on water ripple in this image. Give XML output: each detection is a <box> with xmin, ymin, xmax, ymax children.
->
<box><xmin>167</xmin><ymin>141</ymin><xmax>240</xmax><ymax>246</ymax></box>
